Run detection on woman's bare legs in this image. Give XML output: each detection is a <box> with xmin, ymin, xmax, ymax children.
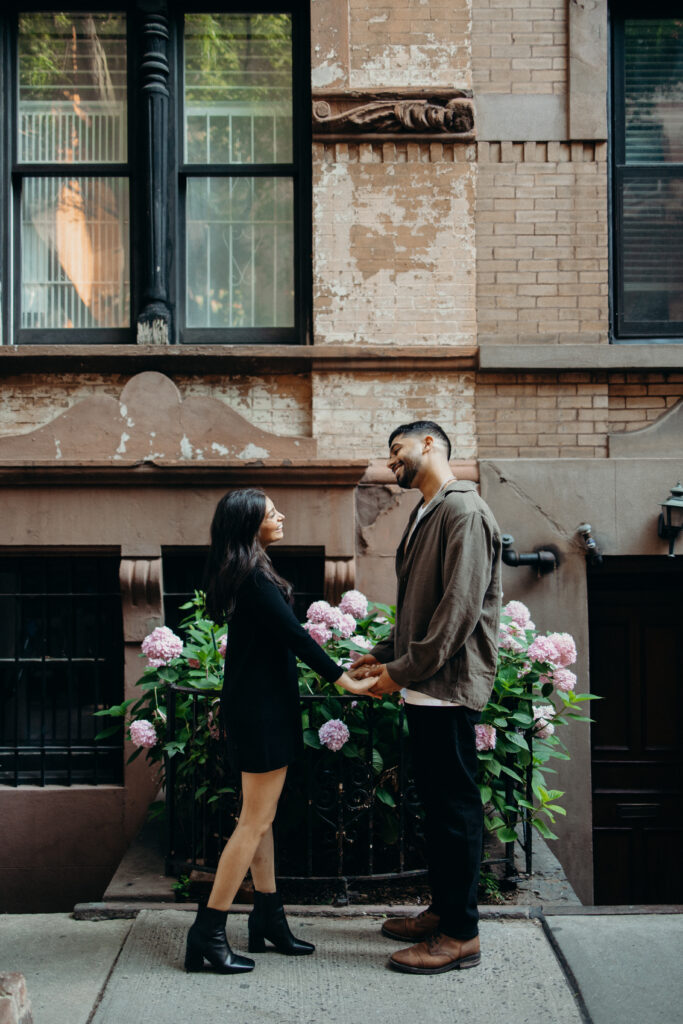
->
<box><xmin>249</xmin><ymin>826</ymin><xmax>277</xmax><ymax>894</ymax></box>
<box><xmin>207</xmin><ymin>766</ymin><xmax>287</xmax><ymax>911</ymax></box>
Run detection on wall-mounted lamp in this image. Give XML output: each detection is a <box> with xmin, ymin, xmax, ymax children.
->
<box><xmin>501</xmin><ymin>534</ymin><xmax>559</xmax><ymax>575</ymax></box>
<box><xmin>658</xmin><ymin>482</ymin><xmax>683</xmax><ymax>558</ymax></box>
<box><xmin>577</xmin><ymin>523</ymin><xmax>603</xmax><ymax>567</ymax></box>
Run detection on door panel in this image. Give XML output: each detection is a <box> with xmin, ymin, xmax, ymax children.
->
<box><xmin>588</xmin><ymin>559</ymin><xmax>683</xmax><ymax>905</ymax></box>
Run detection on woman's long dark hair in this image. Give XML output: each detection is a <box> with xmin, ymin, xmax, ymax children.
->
<box><xmin>204</xmin><ymin>488</ymin><xmax>292</xmax><ymax>623</ymax></box>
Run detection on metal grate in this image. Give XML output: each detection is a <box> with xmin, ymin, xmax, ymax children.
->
<box><xmin>0</xmin><ymin>556</ymin><xmax>124</xmax><ymax>786</ymax></box>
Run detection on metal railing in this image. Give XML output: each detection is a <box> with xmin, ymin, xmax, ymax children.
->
<box><xmin>164</xmin><ymin>684</ymin><xmax>533</xmax><ymax>892</ymax></box>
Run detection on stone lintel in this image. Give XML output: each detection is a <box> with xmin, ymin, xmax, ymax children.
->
<box><xmin>479</xmin><ymin>344</ymin><xmax>683</xmax><ymax>373</ymax></box>
<box><xmin>0</xmin><ymin>345</ymin><xmax>479</xmax><ymax>375</ymax></box>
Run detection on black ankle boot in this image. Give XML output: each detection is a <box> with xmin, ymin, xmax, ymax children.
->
<box><xmin>248</xmin><ymin>891</ymin><xmax>315</xmax><ymax>956</ymax></box>
<box><xmin>185</xmin><ymin>904</ymin><xmax>255</xmax><ymax>974</ymax></box>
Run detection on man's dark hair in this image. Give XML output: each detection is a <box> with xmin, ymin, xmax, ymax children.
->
<box><xmin>388</xmin><ymin>420</ymin><xmax>452</xmax><ymax>460</ymax></box>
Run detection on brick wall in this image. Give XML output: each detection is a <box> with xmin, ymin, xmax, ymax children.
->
<box><xmin>349</xmin><ymin>0</ymin><xmax>471</xmax><ymax>88</ymax></box>
<box><xmin>608</xmin><ymin>374</ymin><xmax>683</xmax><ymax>434</ymax></box>
<box><xmin>477</xmin><ymin>372</ymin><xmax>609</xmax><ymax>458</ymax></box>
<box><xmin>313</xmin><ymin>370</ymin><xmax>476</xmax><ymax>459</ymax></box>
<box><xmin>472</xmin><ymin>0</ymin><xmax>567</xmax><ymax>95</ymax></box>
<box><xmin>476</xmin><ymin>141</ymin><xmax>609</xmax><ymax>342</ymax></box>
<box><xmin>313</xmin><ymin>141</ymin><xmax>477</xmax><ymax>347</ymax></box>
<box><xmin>0</xmin><ymin>374</ymin><xmax>312</xmax><ymax>439</ymax></box>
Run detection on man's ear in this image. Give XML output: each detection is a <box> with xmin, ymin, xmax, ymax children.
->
<box><xmin>422</xmin><ymin>434</ymin><xmax>434</xmax><ymax>453</ymax></box>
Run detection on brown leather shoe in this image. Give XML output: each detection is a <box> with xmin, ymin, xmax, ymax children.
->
<box><xmin>389</xmin><ymin>932</ymin><xmax>481</xmax><ymax>975</ymax></box>
<box><xmin>381</xmin><ymin>908</ymin><xmax>440</xmax><ymax>941</ymax></box>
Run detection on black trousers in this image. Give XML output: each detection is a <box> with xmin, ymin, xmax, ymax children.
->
<box><xmin>406</xmin><ymin>704</ymin><xmax>483</xmax><ymax>940</ymax></box>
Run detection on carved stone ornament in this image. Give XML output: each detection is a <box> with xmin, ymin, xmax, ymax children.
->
<box><xmin>0</xmin><ymin>371</ymin><xmax>317</xmax><ymax>466</ymax></box>
<box><xmin>312</xmin><ymin>97</ymin><xmax>474</xmax><ymax>137</ymax></box>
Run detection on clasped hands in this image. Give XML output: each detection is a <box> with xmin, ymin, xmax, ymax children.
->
<box><xmin>339</xmin><ymin>654</ymin><xmax>401</xmax><ymax>699</ymax></box>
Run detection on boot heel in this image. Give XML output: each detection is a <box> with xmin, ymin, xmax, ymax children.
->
<box><xmin>247</xmin><ymin>931</ymin><xmax>266</xmax><ymax>953</ymax></box>
<box><xmin>184</xmin><ymin>945</ymin><xmax>205</xmax><ymax>972</ymax></box>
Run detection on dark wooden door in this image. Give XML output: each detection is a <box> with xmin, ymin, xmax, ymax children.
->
<box><xmin>588</xmin><ymin>558</ymin><xmax>683</xmax><ymax>905</ymax></box>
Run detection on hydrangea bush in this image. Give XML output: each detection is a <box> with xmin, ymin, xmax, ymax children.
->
<box><xmin>95</xmin><ymin>589</ymin><xmax>595</xmax><ymax>852</ymax></box>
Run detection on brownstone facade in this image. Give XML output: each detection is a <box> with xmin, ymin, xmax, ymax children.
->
<box><xmin>1</xmin><ymin>0</ymin><xmax>682</xmax><ymax>911</ymax></box>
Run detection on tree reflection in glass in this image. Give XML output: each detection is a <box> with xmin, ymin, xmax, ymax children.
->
<box><xmin>18</xmin><ymin>13</ymin><xmax>129</xmax><ymax>329</ymax></box>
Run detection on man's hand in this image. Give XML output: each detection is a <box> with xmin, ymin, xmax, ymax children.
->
<box><xmin>368</xmin><ymin>666</ymin><xmax>401</xmax><ymax>697</ymax></box>
<box><xmin>348</xmin><ymin>653</ymin><xmax>381</xmax><ymax>680</ymax></box>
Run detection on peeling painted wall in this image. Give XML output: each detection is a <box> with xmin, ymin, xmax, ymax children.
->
<box><xmin>349</xmin><ymin>0</ymin><xmax>472</xmax><ymax>89</ymax></box>
<box><xmin>0</xmin><ymin>373</ymin><xmax>312</xmax><ymax>439</ymax></box>
<box><xmin>313</xmin><ymin>142</ymin><xmax>477</xmax><ymax>347</ymax></box>
<box><xmin>312</xmin><ymin>370</ymin><xmax>476</xmax><ymax>460</ymax></box>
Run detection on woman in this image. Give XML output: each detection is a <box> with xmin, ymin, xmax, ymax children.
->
<box><xmin>184</xmin><ymin>488</ymin><xmax>377</xmax><ymax>975</ymax></box>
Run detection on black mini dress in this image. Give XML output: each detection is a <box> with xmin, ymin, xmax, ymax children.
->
<box><xmin>220</xmin><ymin>571</ymin><xmax>343</xmax><ymax>773</ymax></box>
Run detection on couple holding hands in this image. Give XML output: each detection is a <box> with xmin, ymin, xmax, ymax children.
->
<box><xmin>185</xmin><ymin>420</ymin><xmax>502</xmax><ymax>977</ymax></box>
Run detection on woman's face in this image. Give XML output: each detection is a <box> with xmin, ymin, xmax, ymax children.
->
<box><xmin>258</xmin><ymin>496</ymin><xmax>285</xmax><ymax>547</ymax></box>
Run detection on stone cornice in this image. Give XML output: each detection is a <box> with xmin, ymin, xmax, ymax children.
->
<box><xmin>0</xmin><ymin>344</ymin><xmax>479</xmax><ymax>375</ymax></box>
<box><xmin>0</xmin><ymin>460</ymin><xmax>369</xmax><ymax>487</ymax></box>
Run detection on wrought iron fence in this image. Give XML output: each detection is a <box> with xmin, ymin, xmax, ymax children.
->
<box><xmin>164</xmin><ymin>684</ymin><xmax>533</xmax><ymax>893</ymax></box>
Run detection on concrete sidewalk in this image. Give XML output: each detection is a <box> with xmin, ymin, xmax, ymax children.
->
<box><xmin>1</xmin><ymin>907</ymin><xmax>681</xmax><ymax>1024</ymax></box>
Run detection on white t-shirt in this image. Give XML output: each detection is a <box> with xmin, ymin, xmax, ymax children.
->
<box><xmin>400</xmin><ymin>495</ymin><xmax>460</xmax><ymax>709</ymax></box>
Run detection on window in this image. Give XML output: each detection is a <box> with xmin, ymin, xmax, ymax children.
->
<box><xmin>163</xmin><ymin>547</ymin><xmax>324</xmax><ymax>631</ymax></box>
<box><xmin>0</xmin><ymin>555</ymin><xmax>124</xmax><ymax>785</ymax></box>
<box><xmin>0</xmin><ymin>4</ymin><xmax>310</xmax><ymax>346</ymax></box>
<box><xmin>612</xmin><ymin>5</ymin><xmax>683</xmax><ymax>339</ymax></box>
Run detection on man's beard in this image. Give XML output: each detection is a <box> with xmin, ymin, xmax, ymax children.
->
<box><xmin>395</xmin><ymin>459</ymin><xmax>419</xmax><ymax>489</ymax></box>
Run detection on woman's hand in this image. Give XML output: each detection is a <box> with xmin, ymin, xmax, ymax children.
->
<box><xmin>337</xmin><ymin>671</ymin><xmax>383</xmax><ymax>699</ymax></box>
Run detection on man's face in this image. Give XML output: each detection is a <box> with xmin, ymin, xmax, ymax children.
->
<box><xmin>387</xmin><ymin>434</ymin><xmax>424</xmax><ymax>489</ymax></box>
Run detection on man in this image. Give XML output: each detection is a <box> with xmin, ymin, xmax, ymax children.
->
<box><xmin>353</xmin><ymin>420</ymin><xmax>501</xmax><ymax>974</ymax></box>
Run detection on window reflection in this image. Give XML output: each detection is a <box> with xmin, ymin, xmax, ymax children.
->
<box><xmin>184</xmin><ymin>14</ymin><xmax>293</xmax><ymax>164</ymax></box>
<box><xmin>18</xmin><ymin>12</ymin><xmax>127</xmax><ymax>164</ymax></box>
<box><xmin>21</xmin><ymin>176</ymin><xmax>129</xmax><ymax>328</ymax></box>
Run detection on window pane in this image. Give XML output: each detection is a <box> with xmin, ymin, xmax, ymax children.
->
<box><xmin>184</xmin><ymin>14</ymin><xmax>293</xmax><ymax>164</ymax></box>
<box><xmin>18</xmin><ymin>13</ymin><xmax>127</xmax><ymax>164</ymax></box>
<box><xmin>622</xmin><ymin>176</ymin><xmax>683</xmax><ymax>324</ymax></box>
<box><xmin>21</xmin><ymin>176</ymin><xmax>130</xmax><ymax>328</ymax></box>
<box><xmin>625</xmin><ymin>19</ymin><xmax>683</xmax><ymax>164</ymax></box>
<box><xmin>186</xmin><ymin>177</ymin><xmax>294</xmax><ymax>327</ymax></box>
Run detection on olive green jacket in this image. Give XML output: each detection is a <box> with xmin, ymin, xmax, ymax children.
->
<box><xmin>371</xmin><ymin>480</ymin><xmax>502</xmax><ymax>711</ymax></box>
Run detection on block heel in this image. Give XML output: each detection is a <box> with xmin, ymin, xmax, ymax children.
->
<box><xmin>247</xmin><ymin>930</ymin><xmax>266</xmax><ymax>954</ymax></box>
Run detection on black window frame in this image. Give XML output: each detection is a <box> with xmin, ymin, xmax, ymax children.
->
<box><xmin>610</xmin><ymin>1</ymin><xmax>683</xmax><ymax>342</ymax></box>
<box><xmin>173</xmin><ymin>2</ymin><xmax>312</xmax><ymax>346</ymax></box>
<box><xmin>0</xmin><ymin>1</ymin><xmax>312</xmax><ymax>347</ymax></box>
<box><xmin>2</xmin><ymin>2</ymin><xmax>141</xmax><ymax>346</ymax></box>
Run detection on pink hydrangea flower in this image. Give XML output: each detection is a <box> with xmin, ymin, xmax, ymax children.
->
<box><xmin>129</xmin><ymin>719</ymin><xmax>157</xmax><ymax>748</ymax></box>
<box><xmin>218</xmin><ymin>635</ymin><xmax>227</xmax><ymax>658</ymax></box>
<box><xmin>517</xmin><ymin>660</ymin><xmax>532</xmax><ymax>679</ymax></box>
<box><xmin>351</xmin><ymin>634</ymin><xmax>373</xmax><ymax>650</ymax></box>
<box><xmin>339</xmin><ymin>590</ymin><xmax>369</xmax><ymax>619</ymax></box>
<box><xmin>527</xmin><ymin>635</ymin><xmax>560</xmax><ymax>665</ymax></box>
<box><xmin>533</xmin><ymin>705</ymin><xmax>556</xmax><ymax>739</ymax></box>
<box><xmin>187</xmin><ymin>658</ymin><xmax>200</xmax><ymax>669</ymax></box>
<box><xmin>318</xmin><ymin>718</ymin><xmax>350</xmax><ymax>751</ymax></box>
<box><xmin>141</xmin><ymin>626</ymin><xmax>183</xmax><ymax>667</ymax></box>
<box><xmin>306</xmin><ymin>600</ymin><xmax>332</xmax><ymax>623</ymax></box>
<box><xmin>503</xmin><ymin>600</ymin><xmax>531</xmax><ymax>627</ymax></box>
<box><xmin>207</xmin><ymin>710</ymin><xmax>220</xmax><ymax>741</ymax></box>
<box><xmin>475</xmin><ymin>723</ymin><xmax>497</xmax><ymax>751</ymax></box>
<box><xmin>500</xmin><ymin>631</ymin><xmax>524</xmax><ymax>653</ymax></box>
<box><xmin>547</xmin><ymin>632</ymin><xmax>577</xmax><ymax>668</ymax></box>
<box><xmin>553</xmin><ymin>668</ymin><xmax>577</xmax><ymax>692</ymax></box>
<box><xmin>304</xmin><ymin>620</ymin><xmax>332</xmax><ymax>646</ymax></box>
<box><xmin>338</xmin><ymin>613</ymin><xmax>356</xmax><ymax>639</ymax></box>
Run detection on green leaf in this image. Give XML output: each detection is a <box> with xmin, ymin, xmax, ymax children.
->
<box><xmin>533</xmin><ymin>819</ymin><xmax>558</xmax><ymax>840</ymax></box>
<box><xmin>94</xmin><ymin>724</ymin><xmax>122</xmax><ymax>740</ymax></box>
<box><xmin>497</xmin><ymin>826</ymin><xmax>518</xmax><ymax>843</ymax></box>
<box><xmin>376</xmin><ymin>787</ymin><xmax>396</xmax><ymax>807</ymax></box>
<box><xmin>478</xmin><ymin>785</ymin><xmax>492</xmax><ymax>805</ymax></box>
<box><xmin>303</xmin><ymin>729</ymin><xmax>321</xmax><ymax>749</ymax></box>
<box><xmin>372</xmin><ymin>748</ymin><xmax>384</xmax><ymax>774</ymax></box>
<box><xmin>500</xmin><ymin>764</ymin><xmax>523</xmax><ymax>783</ymax></box>
<box><xmin>545</xmin><ymin>804</ymin><xmax>566</xmax><ymax>815</ymax></box>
